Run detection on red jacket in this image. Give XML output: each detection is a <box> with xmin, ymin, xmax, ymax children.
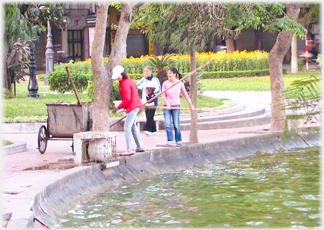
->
<box><xmin>118</xmin><ymin>77</ymin><xmax>143</xmax><ymax>113</ymax></box>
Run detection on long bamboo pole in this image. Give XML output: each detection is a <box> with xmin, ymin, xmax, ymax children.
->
<box><xmin>109</xmin><ymin>59</ymin><xmax>215</xmax><ymax>128</ymax></box>
<box><xmin>145</xmin><ymin>105</ymin><xmax>221</xmax><ymax>112</ymax></box>
<box><xmin>66</xmin><ymin>66</ymin><xmax>81</xmax><ymax>105</ymax></box>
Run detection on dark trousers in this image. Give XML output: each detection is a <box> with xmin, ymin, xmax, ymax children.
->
<box><xmin>144</xmin><ymin>108</ymin><xmax>156</xmax><ymax>132</ymax></box>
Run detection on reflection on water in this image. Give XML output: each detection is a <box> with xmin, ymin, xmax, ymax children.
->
<box><xmin>56</xmin><ymin>146</ymin><xmax>320</xmax><ymax>228</ymax></box>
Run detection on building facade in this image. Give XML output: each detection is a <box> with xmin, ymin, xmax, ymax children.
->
<box><xmin>34</xmin><ymin>3</ymin><xmax>320</xmax><ymax>70</ymax></box>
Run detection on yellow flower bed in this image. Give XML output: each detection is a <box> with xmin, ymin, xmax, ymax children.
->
<box><xmin>53</xmin><ymin>50</ymin><xmax>269</xmax><ymax>75</ymax></box>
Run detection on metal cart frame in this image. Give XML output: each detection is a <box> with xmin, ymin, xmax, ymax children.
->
<box><xmin>37</xmin><ymin>103</ymin><xmax>93</xmax><ymax>154</ymax></box>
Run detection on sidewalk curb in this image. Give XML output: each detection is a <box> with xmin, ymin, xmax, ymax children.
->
<box><xmin>2</xmin><ymin>140</ymin><xmax>27</xmax><ymax>155</ymax></box>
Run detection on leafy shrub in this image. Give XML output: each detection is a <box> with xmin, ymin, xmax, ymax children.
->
<box><xmin>3</xmin><ymin>140</ymin><xmax>13</xmax><ymax>146</ymax></box>
<box><xmin>53</xmin><ymin>51</ymin><xmax>269</xmax><ymax>76</ymax></box>
<box><xmin>37</xmin><ymin>74</ymin><xmax>46</xmax><ymax>81</ymax></box>
<box><xmin>3</xmin><ymin>115</ymin><xmax>47</xmax><ymax>123</ymax></box>
<box><xmin>87</xmin><ymin>81</ymin><xmax>122</xmax><ymax>108</ymax></box>
<box><xmin>87</xmin><ymin>82</ymin><xmax>95</xmax><ymax>101</ymax></box>
<box><xmin>84</xmin><ymin>74</ymin><xmax>93</xmax><ymax>81</ymax></box>
<box><xmin>48</xmin><ymin>71</ymin><xmax>88</xmax><ymax>93</ymax></box>
<box><xmin>282</xmin><ymin>67</ymin><xmax>287</xmax><ymax>74</ymax></box>
<box><xmin>298</xmin><ymin>60</ymin><xmax>304</xmax><ymax>71</ymax></box>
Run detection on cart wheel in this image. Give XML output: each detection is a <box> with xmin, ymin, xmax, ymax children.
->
<box><xmin>38</xmin><ymin>125</ymin><xmax>48</xmax><ymax>154</ymax></box>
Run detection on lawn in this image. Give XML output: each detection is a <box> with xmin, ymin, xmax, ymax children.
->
<box><xmin>200</xmin><ymin>71</ymin><xmax>321</xmax><ymax>92</ymax></box>
<box><xmin>3</xmin><ymin>80</ymin><xmax>227</xmax><ymax>122</ymax></box>
<box><xmin>3</xmin><ymin>70</ymin><xmax>320</xmax><ymax>123</ymax></box>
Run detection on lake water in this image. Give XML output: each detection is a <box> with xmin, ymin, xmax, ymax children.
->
<box><xmin>56</xmin><ymin>146</ymin><xmax>320</xmax><ymax>228</ymax></box>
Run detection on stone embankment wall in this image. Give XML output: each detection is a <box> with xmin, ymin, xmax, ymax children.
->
<box><xmin>28</xmin><ymin>129</ymin><xmax>320</xmax><ymax>228</ymax></box>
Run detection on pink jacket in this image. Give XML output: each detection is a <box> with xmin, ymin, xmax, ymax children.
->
<box><xmin>161</xmin><ymin>80</ymin><xmax>191</xmax><ymax>106</ymax></box>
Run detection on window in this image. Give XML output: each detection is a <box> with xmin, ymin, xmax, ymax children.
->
<box><xmin>68</xmin><ymin>30</ymin><xmax>82</xmax><ymax>61</ymax></box>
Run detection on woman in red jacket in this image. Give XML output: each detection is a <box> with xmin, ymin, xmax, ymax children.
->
<box><xmin>112</xmin><ymin>66</ymin><xmax>145</xmax><ymax>156</ymax></box>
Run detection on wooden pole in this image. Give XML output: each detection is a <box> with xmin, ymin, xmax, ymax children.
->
<box><xmin>65</xmin><ymin>66</ymin><xmax>81</xmax><ymax>105</ymax></box>
<box><xmin>109</xmin><ymin>59</ymin><xmax>215</xmax><ymax>127</ymax></box>
<box><xmin>146</xmin><ymin>105</ymin><xmax>223</xmax><ymax>112</ymax></box>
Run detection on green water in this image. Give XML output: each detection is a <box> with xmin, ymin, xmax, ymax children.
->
<box><xmin>57</xmin><ymin>146</ymin><xmax>321</xmax><ymax>228</ymax></box>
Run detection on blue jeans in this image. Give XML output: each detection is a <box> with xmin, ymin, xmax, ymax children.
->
<box><xmin>124</xmin><ymin>108</ymin><xmax>144</xmax><ymax>152</ymax></box>
<box><xmin>163</xmin><ymin>105</ymin><xmax>182</xmax><ymax>144</ymax></box>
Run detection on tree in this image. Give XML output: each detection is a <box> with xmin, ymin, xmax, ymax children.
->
<box><xmin>265</xmin><ymin>3</ymin><xmax>304</xmax><ymax>131</ymax></box>
<box><xmin>133</xmin><ymin>3</ymin><xmax>230</xmax><ymax>143</ymax></box>
<box><xmin>91</xmin><ymin>3</ymin><xmax>137</xmax><ymax>132</ymax></box>
<box><xmin>219</xmin><ymin>2</ymin><xmax>306</xmax><ymax>131</ymax></box>
<box><xmin>222</xmin><ymin>3</ymin><xmax>260</xmax><ymax>53</ymax></box>
<box><xmin>4</xmin><ymin>3</ymin><xmax>68</xmax><ymax>92</ymax></box>
<box><xmin>133</xmin><ymin>3</ymin><xmax>307</xmax><ymax>134</ymax></box>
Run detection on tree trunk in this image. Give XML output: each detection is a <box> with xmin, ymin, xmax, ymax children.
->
<box><xmin>254</xmin><ymin>27</ymin><xmax>263</xmax><ymax>51</ymax></box>
<box><xmin>106</xmin><ymin>3</ymin><xmax>136</xmax><ymax>68</ymax></box>
<box><xmin>91</xmin><ymin>3</ymin><xmax>136</xmax><ymax>132</ymax></box>
<box><xmin>189</xmin><ymin>50</ymin><xmax>198</xmax><ymax>143</ymax></box>
<box><xmin>4</xmin><ymin>45</ymin><xmax>12</xmax><ymax>92</ymax></box>
<box><xmin>225</xmin><ymin>38</ymin><xmax>235</xmax><ymax>54</ymax></box>
<box><xmin>269</xmin><ymin>3</ymin><xmax>300</xmax><ymax>131</ymax></box>
<box><xmin>291</xmin><ymin>35</ymin><xmax>298</xmax><ymax>73</ymax></box>
<box><xmin>5</xmin><ymin>66</ymin><xmax>12</xmax><ymax>92</ymax></box>
<box><xmin>91</xmin><ymin>3</ymin><xmax>110</xmax><ymax>132</ymax></box>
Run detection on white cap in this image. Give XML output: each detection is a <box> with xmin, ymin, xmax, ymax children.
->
<box><xmin>112</xmin><ymin>65</ymin><xmax>124</xmax><ymax>80</ymax></box>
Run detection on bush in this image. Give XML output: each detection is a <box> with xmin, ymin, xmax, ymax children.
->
<box><xmin>37</xmin><ymin>74</ymin><xmax>46</xmax><ymax>81</ymax></box>
<box><xmin>87</xmin><ymin>81</ymin><xmax>122</xmax><ymax>108</ymax></box>
<box><xmin>48</xmin><ymin>71</ymin><xmax>88</xmax><ymax>93</ymax></box>
<box><xmin>282</xmin><ymin>67</ymin><xmax>287</xmax><ymax>74</ymax></box>
<box><xmin>298</xmin><ymin>60</ymin><xmax>304</xmax><ymax>71</ymax></box>
<box><xmin>193</xmin><ymin>69</ymin><xmax>269</xmax><ymax>79</ymax></box>
<box><xmin>87</xmin><ymin>82</ymin><xmax>95</xmax><ymax>101</ymax></box>
<box><xmin>3</xmin><ymin>115</ymin><xmax>48</xmax><ymax>123</ymax></box>
<box><xmin>53</xmin><ymin>51</ymin><xmax>269</xmax><ymax>76</ymax></box>
<box><xmin>3</xmin><ymin>140</ymin><xmax>13</xmax><ymax>146</ymax></box>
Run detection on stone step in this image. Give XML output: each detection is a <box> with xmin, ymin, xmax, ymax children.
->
<box><xmin>179</xmin><ymin>105</ymin><xmax>265</xmax><ymax>124</ymax></box>
<box><xmin>180</xmin><ymin>112</ymin><xmax>271</xmax><ymax>131</ymax></box>
<box><xmin>156</xmin><ymin>102</ymin><xmax>270</xmax><ymax>130</ymax></box>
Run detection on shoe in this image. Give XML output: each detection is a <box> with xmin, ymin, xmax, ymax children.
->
<box><xmin>152</xmin><ymin>132</ymin><xmax>157</xmax><ymax>135</ymax></box>
<box><xmin>119</xmin><ymin>151</ymin><xmax>135</xmax><ymax>156</ymax></box>
<box><xmin>136</xmin><ymin>148</ymin><xmax>146</xmax><ymax>152</ymax></box>
<box><xmin>176</xmin><ymin>142</ymin><xmax>182</xmax><ymax>147</ymax></box>
<box><xmin>145</xmin><ymin>131</ymin><xmax>153</xmax><ymax>136</ymax></box>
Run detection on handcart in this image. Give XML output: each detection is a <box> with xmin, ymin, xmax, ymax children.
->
<box><xmin>37</xmin><ymin>103</ymin><xmax>93</xmax><ymax>154</ymax></box>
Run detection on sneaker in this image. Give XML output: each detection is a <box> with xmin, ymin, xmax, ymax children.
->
<box><xmin>152</xmin><ymin>132</ymin><xmax>158</xmax><ymax>135</ymax></box>
<box><xmin>176</xmin><ymin>142</ymin><xmax>182</xmax><ymax>147</ymax></box>
<box><xmin>145</xmin><ymin>131</ymin><xmax>153</xmax><ymax>136</ymax></box>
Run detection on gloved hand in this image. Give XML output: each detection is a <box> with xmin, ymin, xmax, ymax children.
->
<box><xmin>112</xmin><ymin>107</ymin><xmax>119</xmax><ymax>113</ymax></box>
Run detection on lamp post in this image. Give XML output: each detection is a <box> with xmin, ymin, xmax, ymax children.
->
<box><xmin>27</xmin><ymin>41</ymin><xmax>40</xmax><ymax>98</ymax></box>
<box><xmin>44</xmin><ymin>16</ymin><xmax>54</xmax><ymax>85</ymax></box>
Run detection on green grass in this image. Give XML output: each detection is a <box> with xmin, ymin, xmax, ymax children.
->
<box><xmin>4</xmin><ymin>82</ymin><xmax>226</xmax><ymax>122</ymax></box>
<box><xmin>4</xmin><ymin>71</ymin><xmax>320</xmax><ymax>123</ymax></box>
<box><xmin>200</xmin><ymin>71</ymin><xmax>321</xmax><ymax>91</ymax></box>
<box><xmin>4</xmin><ymin>82</ymin><xmax>92</xmax><ymax>122</ymax></box>
<box><xmin>2</xmin><ymin>140</ymin><xmax>13</xmax><ymax>146</ymax></box>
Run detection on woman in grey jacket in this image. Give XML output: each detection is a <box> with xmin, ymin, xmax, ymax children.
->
<box><xmin>136</xmin><ymin>66</ymin><xmax>161</xmax><ymax>135</ymax></box>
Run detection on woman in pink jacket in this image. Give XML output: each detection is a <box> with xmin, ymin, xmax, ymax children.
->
<box><xmin>161</xmin><ymin>67</ymin><xmax>194</xmax><ymax>147</ymax></box>
<box><xmin>112</xmin><ymin>66</ymin><xmax>145</xmax><ymax>156</ymax></box>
